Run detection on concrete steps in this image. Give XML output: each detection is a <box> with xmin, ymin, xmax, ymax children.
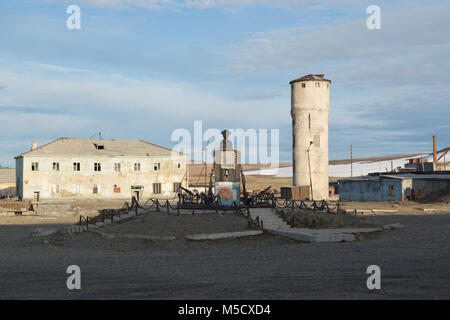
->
<box><xmin>249</xmin><ymin>208</ymin><xmax>291</xmax><ymax>230</ymax></box>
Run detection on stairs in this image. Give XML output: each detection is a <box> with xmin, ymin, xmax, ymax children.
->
<box><xmin>249</xmin><ymin>208</ymin><xmax>291</xmax><ymax>230</ymax></box>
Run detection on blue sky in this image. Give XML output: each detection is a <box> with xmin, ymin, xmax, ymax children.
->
<box><xmin>0</xmin><ymin>0</ymin><xmax>449</xmax><ymax>167</ymax></box>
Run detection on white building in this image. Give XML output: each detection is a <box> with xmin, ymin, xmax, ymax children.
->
<box><xmin>15</xmin><ymin>138</ymin><xmax>188</xmax><ymax>201</ymax></box>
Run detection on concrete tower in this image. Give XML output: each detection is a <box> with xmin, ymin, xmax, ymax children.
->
<box><xmin>290</xmin><ymin>74</ymin><xmax>330</xmax><ymax>200</ymax></box>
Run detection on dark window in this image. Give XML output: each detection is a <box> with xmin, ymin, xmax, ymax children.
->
<box><xmin>94</xmin><ymin>163</ymin><xmax>101</xmax><ymax>172</ymax></box>
<box><xmin>154</xmin><ymin>163</ymin><xmax>160</xmax><ymax>171</ymax></box>
<box><xmin>114</xmin><ymin>163</ymin><xmax>121</xmax><ymax>172</ymax></box>
<box><xmin>134</xmin><ymin>163</ymin><xmax>141</xmax><ymax>171</ymax></box>
<box><xmin>173</xmin><ymin>182</ymin><xmax>181</xmax><ymax>193</ymax></box>
<box><xmin>301</xmin><ymin>83</ymin><xmax>306</xmax><ymax>88</ymax></box>
<box><xmin>31</xmin><ymin>162</ymin><xmax>39</xmax><ymax>171</ymax></box>
<box><xmin>94</xmin><ymin>144</ymin><xmax>104</xmax><ymax>150</ymax></box>
<box><xmin>73</xmin><ymin>162</ymin><xmax>80</xmax><ymax>171</ymax></box>
<box><xmin>52</xmin><ymin>162</ymin><xmax>59</xmax><ymax>171</ymax></box>
<box><xmin>153</xmin><ymin>183</ymin><xmax>162</xmax><ymax>194</ymax></box>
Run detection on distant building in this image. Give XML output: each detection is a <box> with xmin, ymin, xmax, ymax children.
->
<box><xmin>0</xmin><ymin>168</ymin><xmax>16</xmax><ymax>198</ymax></box>
<box><xmin>339</xmin><ymin>174</ymin><xmax>450</xmax><ymax>201</ymax></box>
<box><xmin>15</xmin><ymin>138</ymin><xmax>188</xmax><ymax>201</ymax></box>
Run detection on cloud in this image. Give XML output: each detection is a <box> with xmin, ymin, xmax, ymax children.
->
<box><xmin>43</xmin><ymin>0</ymin><xmax>326</xmax><ymax>10</ymax></box>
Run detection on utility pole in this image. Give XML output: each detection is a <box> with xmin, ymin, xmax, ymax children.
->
<box><xmin>350</xmin><ymin>145</ymin><xmax>353</xmax><ymax>178</ymax></box>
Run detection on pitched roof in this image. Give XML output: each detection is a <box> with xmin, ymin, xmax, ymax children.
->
<box><xmin>0</xmin><ymin>168</ymin><xmax>15</xmax><ymax>183</ymax></box>
<box><xmin>16</xmin><ymin>138</ymin><xmax>183</xmax><ymax>158</ymax></box>
<box><xmin>290</xmin><ymin>74</ymin><xmax>331</xmax><ymax>85</ymax></box>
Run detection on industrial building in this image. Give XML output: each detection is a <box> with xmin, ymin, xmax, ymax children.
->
<box><xmin>290</xmin><ymin>74</ymin><xmax>331</xmax><ymax>200</ymax></box>
<box><xmin>339</xmin><ymin>174</ymin><xmax>450</xmax><ymax>202</ymax></box>
<box><xmin>0</xmin><ymin>168</ymin><xmax>16</xmax><ymax>198</ymax></box>
<box><xmin>15</xmin><ymin>138</ymin><xmax>188</xmax><ymax>201</ymax></box>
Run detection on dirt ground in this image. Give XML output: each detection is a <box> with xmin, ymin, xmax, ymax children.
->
<box><xmin>0</xmin><ymin>213</ymin><xmax>449</xmax><ymax>299</ymax></box>
<box><xmin>102</xmin><ymin>211</ymin><xmax>249</xmax><ymax>237</ymax></box>
<box><xmin>279</xmin><ymin>211</ymin><xmax>379</xmax><ymax>229</ymax></box>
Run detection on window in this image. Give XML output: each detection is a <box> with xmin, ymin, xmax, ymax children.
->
<box><xmin>114</xmin><ymin>163</ymin><xmax>121</xmax><ymax>172</ymax></box>
<box><xmin>301</xmin><ymin>83</ymin><xmax>306</xmax><ymax>88</ymax></box>
<box><xmin>173</xmin><ymin>182</ymin><xmax>181</xmax><ymax>193</ymax></box>
<box><xmin>154</xmin><ymin>163</ymin><xmax>161</xmax><ymax>171</ymax></box>
<box><xmin>73</xmin><ymin>162</ymin><xmax>80</xmax><ymax>171</ymax></box>
<box><xmin>94</xmin><ymin>163</ymin><xmax>101</xmax><ymax>172</ymax></box>
<box><xmin>315</xmin><ymin>82</ymin><xmax>320</xmax><ymax>88</ymax></box>
<box><xmin>73</xmin><ymin>184</ymin><xmax>80</xmax><ymax>194</ymax></box>
<box><xmin>52</xmin><ymin>184</ymin><xmax>59</xmax><ymax>193</ymax></box>
<box><xmin>134</xmin><ymin>163</ymin><xmax>141</xmax><ymax>171</ymax></box>
<box><xmin>153</xmin><ymin>183</ymin><xmax>161</xmax><ymax>194</ymax></box>
<box><xmin>94</xmin><ymin>144</ymin><xmax>104</xmax><ymax>150</ymax></box>
<box><xmin>93</xmin><ymin>184</ymin><xmax>101</xmax><ymax>194</ymax></box>
<box><xmin>52</xmin><ymin>162</ymin><xmax>60</xmax><ymax>171</ymax></box>
<box><xmin>177</xmin><ymin>163</ymin><xmax>181</xmax><ymax>169</ymax></box>
<box><xmin>31</xmin><ymin>162</ymin><xmax>39</xmax><ymax>171</ymax></box>
<box><xmin>388</xmin><ymin>185</ymin><xmax>395</xmax><ymax>196</ymax></box>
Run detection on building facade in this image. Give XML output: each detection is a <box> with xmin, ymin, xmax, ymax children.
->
<box><xmin>339</xmin><ymin>174</ymin><xmax>450</xmax><ymax>201</ymax></box>
<box><xmin>15</xmin><ymin>138</ymin><xmax>188</xmax><ymax>201</ymax></box>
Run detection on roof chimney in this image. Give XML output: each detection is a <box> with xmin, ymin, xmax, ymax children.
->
<box><xmin>31</xmin><ymin>141</ymin><xmax>38</xmax><ymax>151</ymax></box>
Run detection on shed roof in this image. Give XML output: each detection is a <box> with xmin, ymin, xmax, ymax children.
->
<box><xmin>15</xmin><ymin>138</ymin><xmax>184</xmax><ymax>158</ymax></box>
<box><xmin>0</xmin><ymin>168</ymin><xmax>15</xmax><ymax>183</ymax></box>
<box><xmin>383</xmin><ymin>174</ymin><xmax>450</xmax><ymax>181</ymax></box>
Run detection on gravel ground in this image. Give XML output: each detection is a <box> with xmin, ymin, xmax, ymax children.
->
<box><xmin>0</xmin><ymin>213</ymin><xmax>449</xmax><ymax>299</ymax></box>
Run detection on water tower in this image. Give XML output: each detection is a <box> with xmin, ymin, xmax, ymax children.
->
<box><xmin>290</xmin><ymin>74</ymin><xmax>330</xmax><ymax>200</ymax></box>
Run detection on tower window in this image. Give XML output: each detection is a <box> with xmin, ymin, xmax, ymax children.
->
<box><xmin>301</xmin><ymin>83</ymin><xmax>306</xmax><ymax>88</ymax></box>
<box><xmin>94</xmin><ymin>163</ymin><xmax>101</xmax><ymax>172</ymax></box>
<box><xmin>315</xmin><ymin>82</ymin><xmax>320</xmax><ymax>87</ymax></box>
<box><xmin>52</xmin><ymin>162</ymin><xmax>60</xmax><ymax>171</ymax></box>
<box><xmin>73</xmin><ymin>162</ymin><xmax>80</xmax><ymax>171</ymax></box>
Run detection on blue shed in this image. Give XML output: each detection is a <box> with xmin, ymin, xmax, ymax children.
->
<box><xmin>338</xmin><ymin>176</ymin><xmax>403</xmax><ymax>201</ymax></box>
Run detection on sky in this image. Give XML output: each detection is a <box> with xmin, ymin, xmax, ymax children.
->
<box><xmin>0</xmin><ymin>0</ymin><xmax>449</xmax><ymax>167</ymax></box>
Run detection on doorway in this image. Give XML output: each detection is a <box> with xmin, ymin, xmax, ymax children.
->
<box><xmin>33</xmin><ymin>191</ymin><xmax>40</xmax><ymax>202</ymax></box>
<box><xmin>131</xmin><ymin>186</ymin><xmax>144</xmax><ymax>202</ymax></box>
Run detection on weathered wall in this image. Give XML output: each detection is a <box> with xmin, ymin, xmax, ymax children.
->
<box><xmin>291</xmin><ymin>79</ymin><xmax>330</xmax><ymax>200</ymax></box>
<box><xmin>339</xmin><ymin>179</ymin><xmax>403</xmax><ymax>201</ymax></box>
<box><xmin>17</xmin><ymin>155</ymin><xmax>188</xmax><ymax>200</ymax></box>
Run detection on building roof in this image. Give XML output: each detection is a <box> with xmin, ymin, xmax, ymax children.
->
<box><xmin>290</xmin><ymin>74</ymin><xmax>331</xmax><ymax>85</ymax></box>
<box><xmin>0</xmin><ymin>168</ymin><xmax>15</xmax><ymax>183</ymax></box>
<box><xmin>15</xmin><ymin>138</ymin><xmax>184</xmax><ymax>158</ymax></box>
<box><xmin>339</xmin><ymin>173</ymin><xmax>450</xmax><ymax>182</ymax></box>
<box><xmin>383</xmin><ymin>174</ymin><xmax>450</xmax><ymax>180</ymax></box>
